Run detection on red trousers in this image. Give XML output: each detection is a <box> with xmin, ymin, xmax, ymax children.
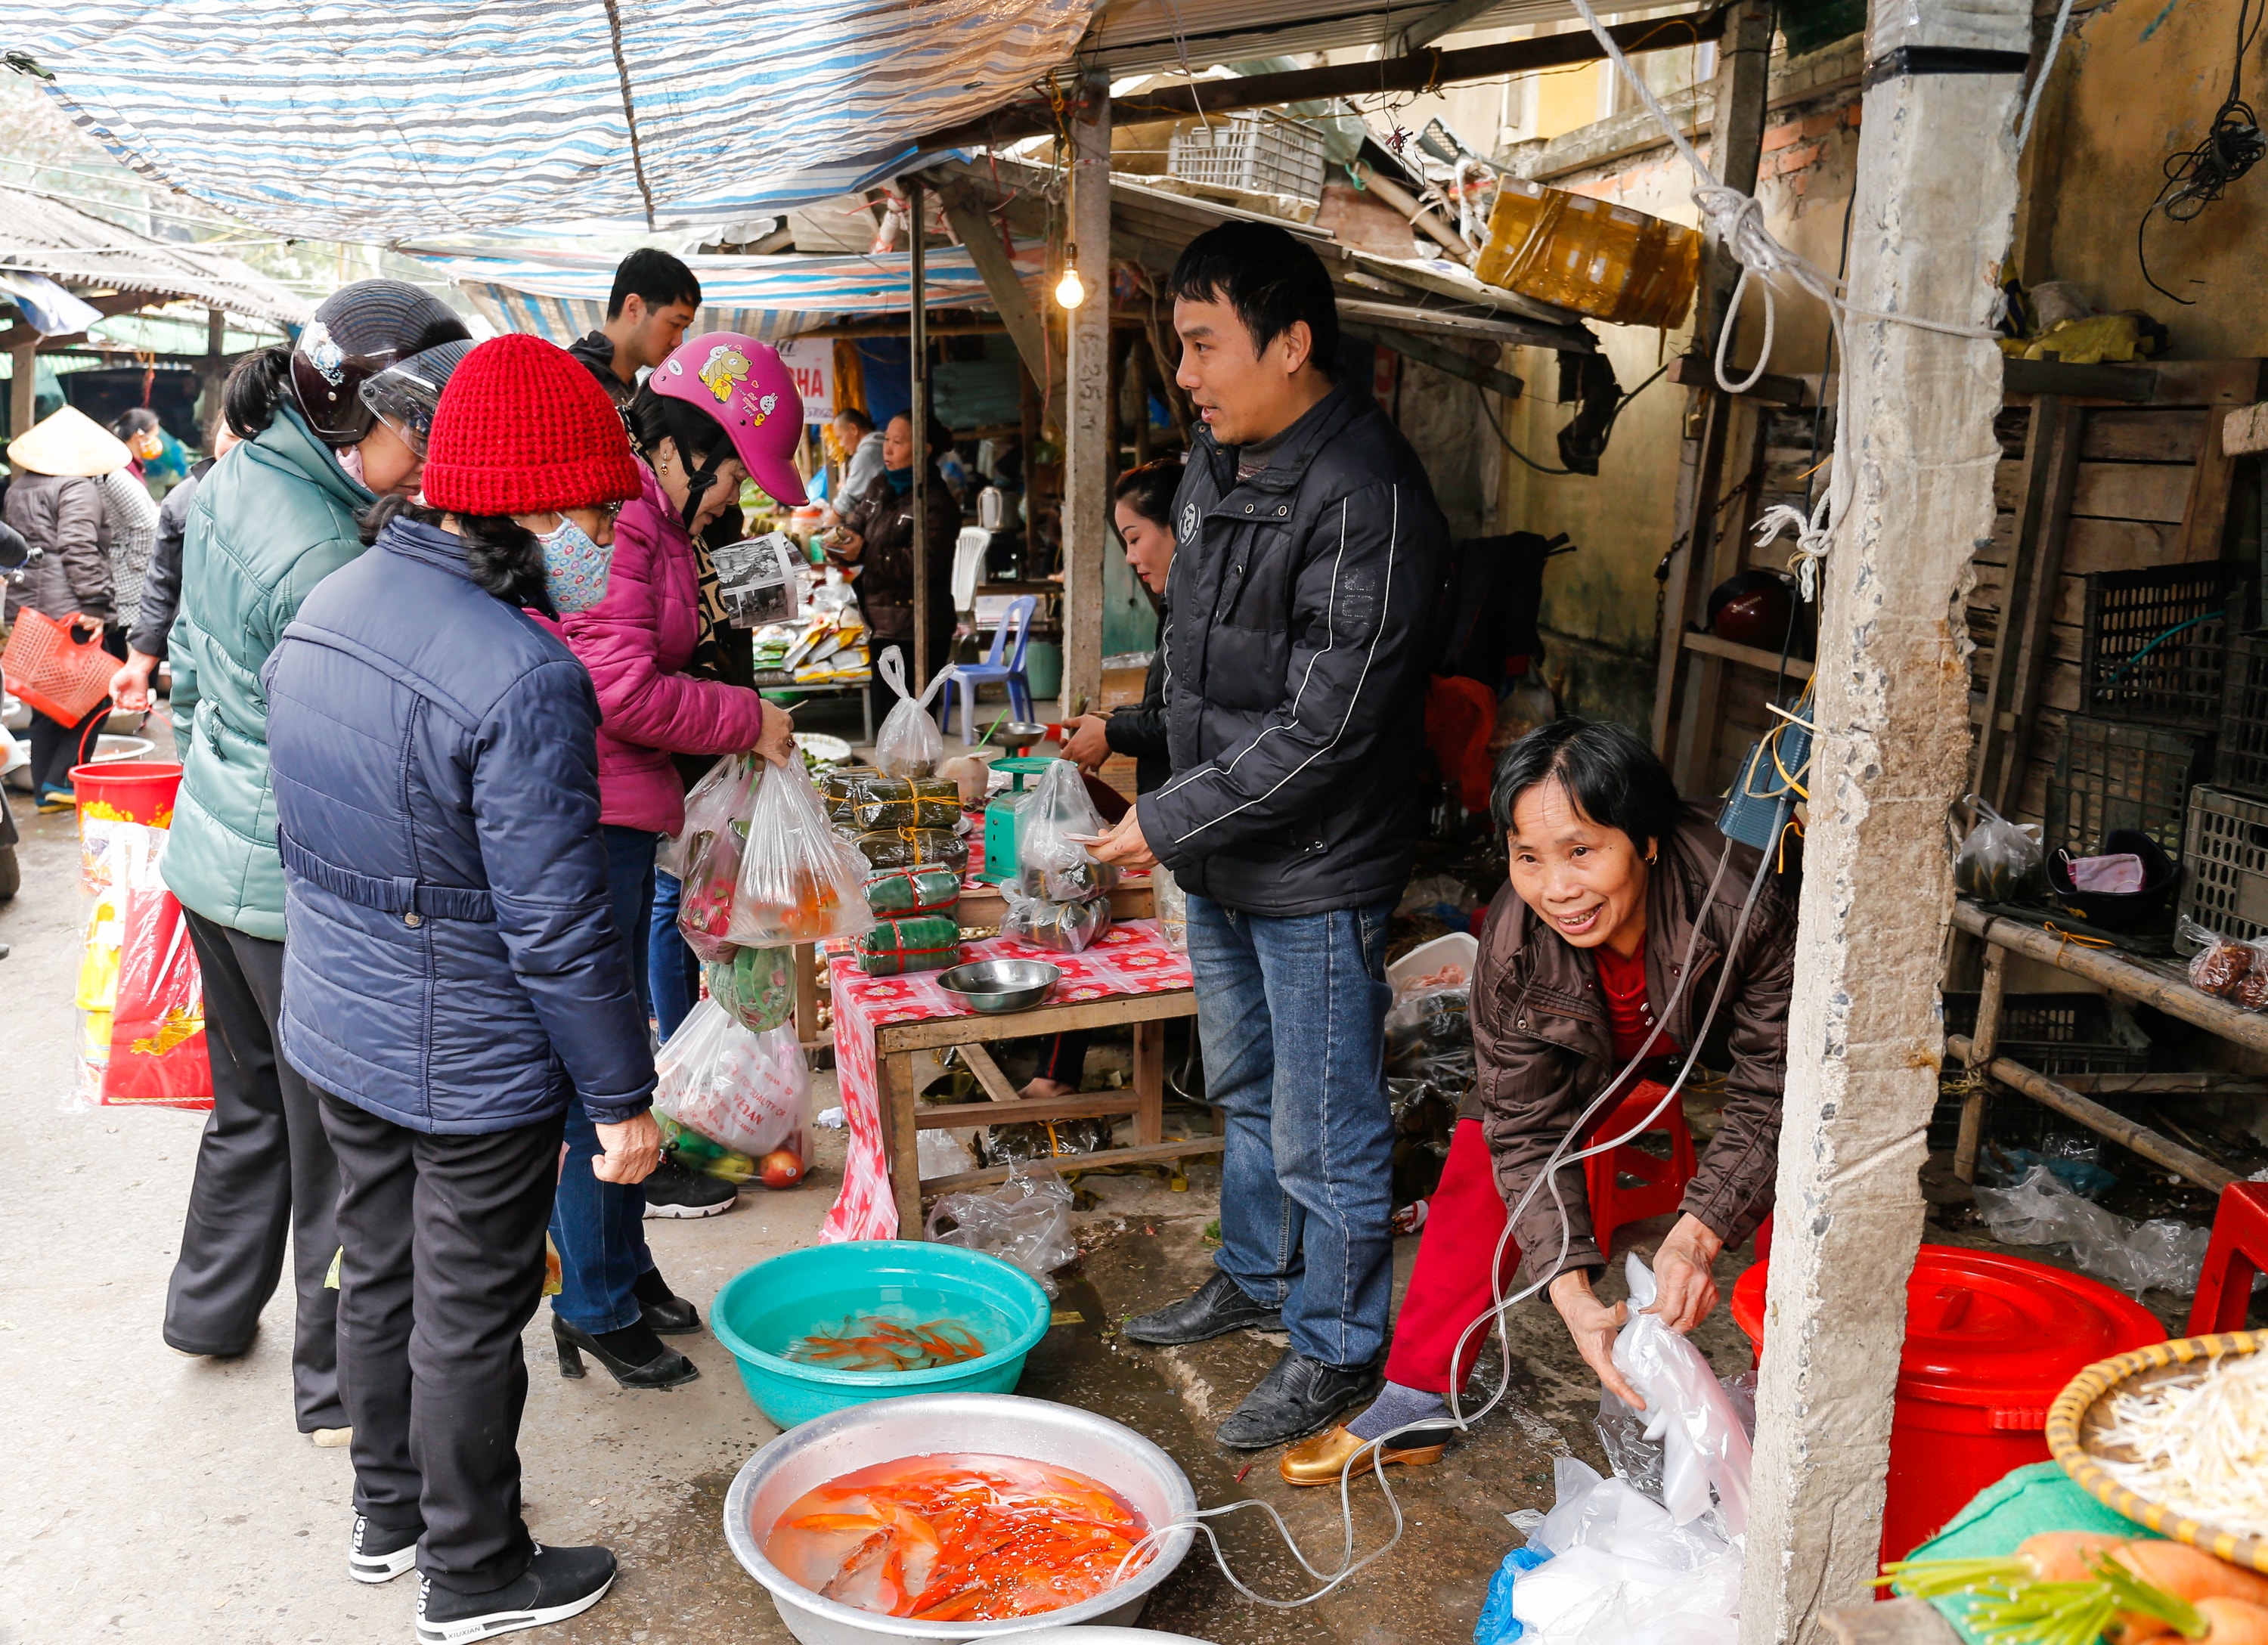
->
<box><xmin>1383</xmin><ymin>1112</ymin><xmax>1771</xmax><ymax>1393</ymax></box>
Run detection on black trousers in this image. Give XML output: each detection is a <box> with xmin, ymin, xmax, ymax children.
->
<box><xmin>166</xmin><ymin>910</ymin><xmax>344</xmax><ymax>1430</ymax></box>
<box><xmin>321</xmin><ymin>1092</ymin><xmax>565</xmax><ymax>1595</ymax></box>
<box><xmin>26</xmin><ymin>626</ymin><xmax>125</xmax><ymax>794</ymax></box>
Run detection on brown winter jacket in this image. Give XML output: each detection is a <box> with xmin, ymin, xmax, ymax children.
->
<box><xmin>4</xmin><ymin>469</ymin><xmax>114</xmax><ymax>625</ymax></box>
<box><xmin>1464</xmin><ymin>801</ymin><xmax>1796</xmax><ymax>1289</ymax></box>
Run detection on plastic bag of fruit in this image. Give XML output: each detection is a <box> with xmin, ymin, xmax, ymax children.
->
<box><xmin>724</xmin><ymin>760</ymin><xmax>875</xmax><ymax>947</ymax></box>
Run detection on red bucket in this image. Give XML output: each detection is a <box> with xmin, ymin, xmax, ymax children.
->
<box><xmin>70</xmin><ymin>761</ymin><xmax>184</xmax><ymax>829</ymax></box>
<box><xmin>1732</xmin><ymin>1244</ymin><xmax>2164</xmax><ymax>1562</ymax></box>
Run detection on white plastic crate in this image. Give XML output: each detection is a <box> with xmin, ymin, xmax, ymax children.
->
<box><xmin>1167</xmin><ymin>111</ymin><xmax>1327</xmax><ymax>202</ymax></box>
<box><xmin>2180</xmin><ymin>782</ymin><xmax>2268</xmax><ymax>939</ymax></box>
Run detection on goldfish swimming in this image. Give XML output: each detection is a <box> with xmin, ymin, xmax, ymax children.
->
<box><xmin>784</xmin><ymin>1315</ymin><xmax>990</xmax><ymax>1374</ymax></box>
<box><xmin>764</xmin><ymin>1452</ymin><xmax>1151</xmax><ymax>1620</ymax></box>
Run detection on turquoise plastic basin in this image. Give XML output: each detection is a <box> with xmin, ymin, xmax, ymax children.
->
<box><xmin>709</xmin><ymin>1241</ymin><xmax>1052</xmax><ymax>1429</ymax></box>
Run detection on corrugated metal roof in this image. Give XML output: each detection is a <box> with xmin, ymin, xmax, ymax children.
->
<box><xmin>1080</xmin><ymin>0</ymin><xmax>1580</xmax><ymax>73</ymax></box>
<box><xmin>12</xmin><ymin>0</ymin><xmax>1096</xmax><ymax>240</ymax></box>
<box><xmin>0</xmin><ymin>184</ymin><xmax>309</xmax><ymax>325</ymax></box>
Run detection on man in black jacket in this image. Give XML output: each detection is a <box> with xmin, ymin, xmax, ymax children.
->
<box><xmin>1096</xmin><ymin>222</ymin><xmax>1450</xmax><ymax>1448</ymax></box>
<box><xmin>567</xmin><ymin>249</ymin><xmax>702</xmax><ymax>407</ymax></box>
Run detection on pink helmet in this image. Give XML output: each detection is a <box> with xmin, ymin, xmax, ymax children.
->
<box><xmin>649</xmin><ymin>331</ymin><xmax>809</xmax><ymax>507</ymax></box>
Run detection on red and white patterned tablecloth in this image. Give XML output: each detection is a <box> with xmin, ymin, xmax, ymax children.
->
<box><xmin>817</xmin><ymin>919</ymin><xmax>1193</xmax><ymax>1242</ymax></box>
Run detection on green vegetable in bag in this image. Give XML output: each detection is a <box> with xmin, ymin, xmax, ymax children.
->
<box><xmin>704</xmin><ymin>944</ymin><xmax>795</xmax><ymax>1033</ymax></box>
<box><xmin>856</xmin><ymin>914</ymin><xmax>963</xmax><ymax>975</ymax></box>
<box><xmin>658</xmin><ymin>1113</ymin><xmax>758</xmax><ymax>1183</ymax></box>
<box><xmin>863</xmin><ymin>865</ymin><xmax>962</xmax><ymax>918</ymax></box>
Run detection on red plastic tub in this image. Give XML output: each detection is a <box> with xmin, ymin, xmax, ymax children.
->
<box><xmin>70</xmin><ymin>761</ymin><xmax>184</xmax><ymax>828</ymax></box>
<box><xmin>1731</xmin><ymin>1244</ymin><xmax>2164</xmax><ymax>1561</ymax></box>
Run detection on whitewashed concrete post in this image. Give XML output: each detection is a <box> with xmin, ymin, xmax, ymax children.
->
<box><xmin>1737</xmin><ymin>0</ymin><xmax>2028</xmax><ymax>1637</ymax></box>
<box><xmin>1062</xmin><ymin>72</ymin><xmax>1112</xmax><ymax>715</ymax></box>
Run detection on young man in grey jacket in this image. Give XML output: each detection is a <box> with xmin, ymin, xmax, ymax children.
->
<box><xmin>1095</xmin><ymin>221</ymin><xmax>1450</xmax><ymax>1448</ymax></box>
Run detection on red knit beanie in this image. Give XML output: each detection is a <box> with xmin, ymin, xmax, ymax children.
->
<box><xmin>420</xmin><ymin>333</ymin><xmax>644</xmax><ymax>515</ymax></box>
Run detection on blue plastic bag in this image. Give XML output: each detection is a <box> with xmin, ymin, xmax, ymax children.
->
<box><xmin>1475</xmin><ymin>1544</ymin><xmax>1555</xmax><ymax>1645</ymax></box>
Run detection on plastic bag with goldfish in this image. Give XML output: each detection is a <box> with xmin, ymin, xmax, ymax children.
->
<box><xmin>725</xmin><ymin>760</ymin><xmax>875</xmax><ymax>947</ymax></box>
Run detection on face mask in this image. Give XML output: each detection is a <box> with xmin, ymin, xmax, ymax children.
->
<box><xmin>336</xmin><ymin>441</ymin><xmax>367</xmax><ymax>484</ymax></box>
<box><xmin>884</xmin><ymin>464</ymin><xmax>914</xmax><ymax>497</ymax></box>
<box><xmin>538</xmin><ymin>515</ymin><xmax>614</xmax><ymax>615</ymax></box>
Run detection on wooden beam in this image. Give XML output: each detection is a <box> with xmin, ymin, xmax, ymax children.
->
<box><xmin>1340</xmin><ymin>321</ymin><xmax>1523</xmax><ymax>401</ymax></box>
<box><xmin>957</xmin><ymin>1042</ymin><xmax>1023</xmax><ymax>1105</ymax></box>
<box><xmin>1969</xmin><ymin>391</ymin><xmax>2068</xmax><ymax>808</ymax></box>
<box><xmin>1677</xmin><ymin>628</ymin><xmax>1809</xmax><ymax>677</ymax></box>
<box><xmin>937</xmin><ymin>184</ymin><xmax>1051</xmax><ymax>386</ymax></box>
<box><xmin>0</xmin><ymin>288</ymin><xmax>162</xmax><ymax>355</ymax></box>
<box><xmin>1668</xmin><ymin>352</ymin><xmax>1807</xmax><ymax>405</ymax></box>
<box><xmin>1946</xmin><ymin>1036</ymin><xmax>2239</xmax><ymax>1191</ymax></box>
<box><xmin>920</xmin><ymin>1136</ymin><xmax>1224</xmax><ymax>1194</ymax></box>
<box><xmin>916</xmin><ymin>1092</ymin><xmax>1142</xmax><ymax>1129</ymax></box>
<box><xmin>8</xmin><ymin>341</ymin><xmax>33</xmax><ymax>441</ymax></box>
<box><xmin>2001</xmin><ymin>355</ymin><xmax>2153</xmax><ymax>401</ymax></box>
<box><xmin>1063</xmin><ymin>70</ymin><xmax>1111</xmax><ymax>718</ymax></box>
<box><xmin>919</xmin><ymin>9</ymin><xmax>1730</xmax><ymax>149</ymax></box>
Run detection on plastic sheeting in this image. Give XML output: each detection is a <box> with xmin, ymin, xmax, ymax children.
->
<box><xmin>14</xmin><ymin>0</ymin><xmax>1098</xmax><ymax>239</ymax></box>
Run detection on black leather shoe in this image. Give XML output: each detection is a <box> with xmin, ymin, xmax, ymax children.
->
<box><xmin>552</xmin><ymin>1318</ymin><xmax>699</xmax><ymax>1389</ymax></box>
<box><xmin>1215</xmin><ymin>1348</ymin><xmax>1381</xmax><ymax>1449</ymax></box>
<box><xmin>1121</xmin><ymin>1271</ymin><xmax>1283</xmax><ymax>1346</ymax></box>
<box><xmin>633</xmin><ymin>1267</ymin><xmax>699</xmax><ymax>1335</ymax></box>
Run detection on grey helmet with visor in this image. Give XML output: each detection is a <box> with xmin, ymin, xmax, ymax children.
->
<box><xmin>358</xmin><ymin>337</ymin><xmax>478</xmax><ymax>456</ymax></box>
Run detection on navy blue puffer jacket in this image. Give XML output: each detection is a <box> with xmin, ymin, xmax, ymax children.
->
<box><xmin>265</xmin><ymin>515</ymin><xmax>655</xmax><ymax>1134</ymax></box>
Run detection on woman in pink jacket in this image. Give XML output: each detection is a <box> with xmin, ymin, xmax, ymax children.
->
<box><xmin>543</xmin><ymin>331</ymin><xmax>807</xmax><ymax>1389</ymax></box>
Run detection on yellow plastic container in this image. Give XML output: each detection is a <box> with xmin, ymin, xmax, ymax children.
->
<box><xmin>1474</xmin><ymin>178</ymin><xmax>1699</xmax><ymax>329</ymax></box>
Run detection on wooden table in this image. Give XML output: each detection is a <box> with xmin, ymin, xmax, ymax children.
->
<box><xmin>1949</xmin><ymin>900</ymin><xmax>2248</xmax><ymax>1192</ymax></box>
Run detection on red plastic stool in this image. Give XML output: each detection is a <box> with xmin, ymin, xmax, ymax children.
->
<box><xmin>1582</xmin><ymin>1081</ymin><xmax>1699</xmax><ymax>1259</ymax></box>
<box><xmin>2187</xmin><ymin>1181</ymin><xmax>2268</xmax><ymax>1335</ymax></box>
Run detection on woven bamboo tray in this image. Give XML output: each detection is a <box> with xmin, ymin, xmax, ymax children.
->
<box><xmin>2046</xmin><ymin>1329</ymin><xmax>2268</xmax><ymax>1574</ymax></box>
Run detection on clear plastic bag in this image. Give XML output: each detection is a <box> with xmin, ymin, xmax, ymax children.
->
<box><xmin>1507</xmin><ymin>1457</ymin><xmax>1743</xmax><ymax>1645</ymax></box>
<box><xmin>873</xmin><ymin>646</ymin><xmax>950</xmax><ymax>778</ymax></box>
<box><xmin>704</xmin><ymin>944</ymin><xmax>795</xmax><ymax>1033</ymax></box>
<box><xmin>2178</xmin><ymin>914</ymin><xmax>2268</xmax><ymax>1003</ymax></box>
<box><xmin>1954</xmin><ymin>795</ymin><xmax>2046</xmax><ymax>903</ymax></box>
<box><xmin>1151</xmin><ymin>864</ymin><xmax>1188</xmax><ymax>951</ymax></box>
<box><xmin>1610</xmin><ymin>1253</ymin><xmax>1753</xmax><ymax>1535</ymax></box>
<box><xmin>1001</xmin><ymin>884</ymin><xmax>1111</xmax><ymax>953</ymax></box>
<box><xmin>653</xmin><ymin>997</ymin><xmax>808</xmax><ymax>1158</ymax></box>
<box><xmin>663</xmin><ymin>754</ymin><xmax>758</xmax><ymax>881</ymax></box>
<box><xmin>1014</xmin><ymin>758</ymin><xmax>1120</xmax><ymax>903</ymax></box>
<box><xmin>925</xmin><ymin>1160</ymin><xmax>1079</xmax><ymax>1295</ymax></box>
<box><xmin>676</xmin><ymin>755</ymin><xmax>764</xmax><ymax>961</ymax></box>
<box><xmin>723</xmin><ymin>761</ymin><xmax>875</xmax><ymax>947</ymax></box>
<box><xmin>1972</xmin><ymin>1163</ymin><xmax>2211</xmax><ymax>1296</ymax></box>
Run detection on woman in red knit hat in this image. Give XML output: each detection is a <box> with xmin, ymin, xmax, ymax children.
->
<box><xmin>265</xmin><ymin>333</ymin><xmax>660</xmax><ymax>1641</ymax></box>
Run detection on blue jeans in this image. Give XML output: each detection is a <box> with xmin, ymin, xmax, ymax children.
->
<box><xmin>649</xmin><ymin>871</ymin><xmax>702</xmax><ymax>1042</ymax></box>
<box><xmin>1187</xmin><ymin>891</ymin><xmax>1396</xmax><ymax>1369</ymax></box>
<box><xmin>550</xmin><ymin>826</ymin><xmax>659</xmax><ymax>1333</ymax></box>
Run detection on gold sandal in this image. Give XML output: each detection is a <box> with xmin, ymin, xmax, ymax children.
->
<box><xmin>1278</xmin><ymin>1421</ymin><xmax>1448</xmax><ymax>1486</ymax></box>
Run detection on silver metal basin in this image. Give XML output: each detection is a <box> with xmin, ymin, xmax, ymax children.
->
<box><xmin>937</xmin><ymin>959</ymin><xmax>1060</xmax><ymax>1015</ymax></box>
<box><xmin>721</xmin><ymin>1392</ymin><xmax>1198</xmax><ymax>1645</ymax></box>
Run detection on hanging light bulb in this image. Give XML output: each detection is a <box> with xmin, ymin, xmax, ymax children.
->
<box><xmin>1055</xmin><ymin>244</ymin><xmax>1087</xmax><ymax>310</ymax></box>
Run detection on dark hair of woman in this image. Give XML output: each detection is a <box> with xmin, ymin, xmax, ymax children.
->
<box><xmin>624</xmin><ymin>385</ymin><xmax>730</xmax><ymax>529</ymax></box>
<box><xmin>1490</xmin><ymin>716</ymin><xmax>1681</xmax><ymax>857</ymax></box>
<box><xmin>112</xmin><ymin>407</ymin><xmax>162</xmax><ymax>439</ymax></box>
<box><xmin>1113</xmin><ymin>457</ymin><xmax>1182</xmax><ymax>529</ymax></box>
<box><xmin>223</xmin><ymin>345</ymin><xmax>295</xmax><ymax>441</ymax></box>
<box><xmin>359</xmin><ymin>494</ymin><xmax>550</xmax><ymax>609</ymax></box>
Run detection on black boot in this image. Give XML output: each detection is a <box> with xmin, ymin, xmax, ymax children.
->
<box><xmin>1215</xmin><ymin>1348</ymin><xmax>1380</xmax><ymax>1449</ymax></box>
<box><xmin>633</xmin><ymin>1267</ymin><xmax>699</xmax><ymax>1335</ymax></box>
<box><xmin>1121</xmin><ymin>1270</ymin><xmax>1283</xmax><ymax>1346</ymax></box>
<box><xmin>553</xmin><ymin>1317</ymin><xmax>699</xmax><ymax>1389</ymax></box>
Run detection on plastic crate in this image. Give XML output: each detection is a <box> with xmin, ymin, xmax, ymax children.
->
<box><xmin>1167</xmin><ymin>112</ymin><xmax>1327</xmax><ymax>202</ymax></box>
<box><xmin>2041</xmin><ymin>714</ymin><xmax>2211</xmax><ymax>857</ymax></box>
<box><xmin>2180</xmin><ymin>782</ymin><xmax>2268</xmax><ymax>940</ymax></box>
<box><xmin>1931</xmin><ymin>990</ymin><xmax>2152</xmax><ymax>1151</ymax></box>
<box><xmin>2078</xmin><ymin>561</ymin><xmax>2253</xmax><ymax>729</ymax></box>
<box><xmin>2215</xmin><ymin>630</ymin><xmax>2268</xmax><ymax>800</ymax></box>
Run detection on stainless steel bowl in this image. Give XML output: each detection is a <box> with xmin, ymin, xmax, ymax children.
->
<box><xmin>981</xmin><ymin>720</ymin><xmax>1050</xmax><ymax>748</ymax></box>
<box><xmin>937</xmin><ymin>959</ymin><xmax>1059</xmax><ymax>1014</ymax></box>
<box><xmin>721</xmin><ymin>1392</ymin><xmax>1198</xmax><ymax>1645</ymax></box>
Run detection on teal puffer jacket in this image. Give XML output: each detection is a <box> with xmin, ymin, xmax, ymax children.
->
<box><xmin>163</xmin><ymin>405</ymin><xmax>373</xmax><ymax>940</ymax></box>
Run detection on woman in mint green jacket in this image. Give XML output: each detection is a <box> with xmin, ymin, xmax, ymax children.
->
<box><xmin>161</xmin><ymin>280</ymin><xmax>467</xmax><ymax>1441</ymax></box>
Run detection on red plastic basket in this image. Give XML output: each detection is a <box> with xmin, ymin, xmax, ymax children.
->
<box><xmin>2</xmin><ymin>608</ymin><xmax>115</xmax><ymax>723</ymax></box>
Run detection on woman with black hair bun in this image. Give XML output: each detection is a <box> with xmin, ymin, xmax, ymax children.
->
<box><xmin>1278</xmin><ymin>717</ymin><xmax>1799</xmax><ymax>1485</ymax></box>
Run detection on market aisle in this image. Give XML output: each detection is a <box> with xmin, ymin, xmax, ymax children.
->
<box><xmin>0</xmin><ymin>745</ymin><xmax>837</xmax><ymax>1645</ymax></box>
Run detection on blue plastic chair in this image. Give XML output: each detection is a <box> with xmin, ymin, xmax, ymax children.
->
<box><xmin>941</xmin><ymin>595</ymin><xmax>1038</xmax><ymax>743</ymax></box>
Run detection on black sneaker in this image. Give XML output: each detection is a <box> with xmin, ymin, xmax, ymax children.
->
<box><xmin>414</xmin><ymin>1544</ymin><xmax>616</xmax><ymax>1643</ymax></box>
<box><xmin>349</xmin><ymin>1514</ymin><xmax>420</xmax><ymax>1585</ymax></box>
<box><xmin>640</xmin><ymin>1159</ymin><xmax>738</xmax><ymax>1219</ymax></box>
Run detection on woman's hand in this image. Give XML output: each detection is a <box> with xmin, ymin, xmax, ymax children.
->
<box><xmin>591</xmin><ymin>1113</ymin><xmax>662</xmax><ymax>1184</ymax></box>
<box><xmin>826</xmin><ymin>528</ymin><xmax>863</xmax><ymax>563</ymax></box>
<box><xmin>1551</xmin><ymin>1268</ymin><xmax>1644</xmax><ymax>1408</ymax></box>
<box><xmin>1059</xmin><ymin>714</ymin><xmax>1112</xmax><ymax>770</ymax></box>
<box><xmin>755</xmin><ymin>699</ymin><xmax>798</xmax><ymax>767</ymax></box>
<box><xmin>1647</xmin><ymin>1214</ymin><xmax>1725</xmax><ymax>1333</ymax></box>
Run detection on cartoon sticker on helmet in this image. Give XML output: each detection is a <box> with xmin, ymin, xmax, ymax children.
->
<box><xmin>302</xmin><ymin>321</ymin><xmax>347</xmax><ymax>386</ymax></box>
<box><xmin>697</xmin><ymin>343</ymin><xmax>751</xmax><ymax>404</ymax></box>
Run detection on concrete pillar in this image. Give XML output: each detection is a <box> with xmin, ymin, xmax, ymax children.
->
<box><xmin>1062</xmin><ymin>72</ymin><xmax>1111</xmax><ymax>715</ymax></box>
<box><xmin>1737</xmin><ymin>0</ymin><xmax>2027</xmax><ymax>1637</ymax></box>
<box><xmin>9</xmin><ymin>341</ymin><xmax>36</xmax><ymax>441</ymax></box>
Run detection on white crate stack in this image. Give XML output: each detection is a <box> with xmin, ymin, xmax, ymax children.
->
<box><xmin>1167</xmin><ymin>111</ymin><xmax>1328</xmax><ymax>203</ymax></box>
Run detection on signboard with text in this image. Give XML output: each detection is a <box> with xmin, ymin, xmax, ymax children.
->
<box><xmin>777</xmin><ymin>336</ymin><xmax>835</xmax><ymax>421</ymax></box>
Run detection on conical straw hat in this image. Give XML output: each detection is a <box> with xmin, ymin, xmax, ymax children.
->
<box><xmin>6</xmin><ymin>404</ymin><xmax>132</xmax><ymax>477</ymax></box>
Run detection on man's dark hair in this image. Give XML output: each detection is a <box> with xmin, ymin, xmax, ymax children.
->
<box><xmin>1167</xmin><ymin>221</ymin><xmax>1338</xmax><ymax>376</ymax></box>
<box><xmin>833</xmin><ymin>406</ymin><xmax>875</xmax><ymax>435</ymax></box>
<box><xmin>1113</xmin><ymin>457</ymin><xmax>1182</xmax><ymax>528</ymax></box>
<box><xmin>1490</xmin><ymin>716</ymin><xmax>1681</xmax><ymax>857</ymax></box>
<box><xmin>608</xmin><ymin>248</ymin><xmax>702</xmax><ymax>320</ymax></box>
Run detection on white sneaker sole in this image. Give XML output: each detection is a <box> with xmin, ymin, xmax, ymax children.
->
<box><xmin>641</xmin><ymin>1197</ymin><xmax>734</xmax><ymax>1219</ymax></box>
<box><xmin>350</xmin><ymin>1544</ymin><xmax>419</xmax><ymax>1585</ymax></box>
<box><xmin>414</xmin><ymin>1572</ymin><xmax>613</xmax><ymax>1643</ymax></box>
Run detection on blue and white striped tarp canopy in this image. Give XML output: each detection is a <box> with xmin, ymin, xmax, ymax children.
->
<box><xmin>11</xmin><ymin>0</ymin><xmax>1095</xmax><ymax>240</ymax></box>
<box><xmin>436</xmin><ymin>241</ymin><xmax>1046</xmax><ymax>343</ymax></box>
